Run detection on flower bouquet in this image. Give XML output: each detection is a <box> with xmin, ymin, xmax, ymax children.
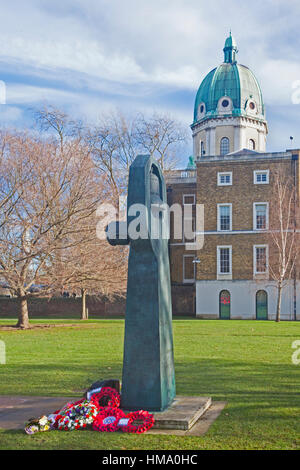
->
<box><xmin>25</xmin><ymin>416</ymin><xmax>51</xmax><ymax>435</ymax></box>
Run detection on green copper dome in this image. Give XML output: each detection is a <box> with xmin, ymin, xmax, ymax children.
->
<box><xmin>193</xmin><ymin>34</ymin><xmax>265</xmax><ymax>125</ymax></box>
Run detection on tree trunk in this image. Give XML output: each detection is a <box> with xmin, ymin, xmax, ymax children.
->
<box><xmin>16</xmin><ymin>295</ymin><xmax>30</xmax><ymax>330</ymax></box>
<box><xmin>81</xmin><ymin>289</ymin><xmax>87</xmax><ymax>320</ymax></box>
<box><xmin>276</xmin><ymin>283</ymin><xmax>283</xmax><ymax>323</ymax></box>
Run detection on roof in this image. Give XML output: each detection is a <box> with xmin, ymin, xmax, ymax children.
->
<box><xmin>227</xmin><ymin>148</ymin><xmax>260</xmax><ymax>156</ymax></box>
<box><xmin>192</xmin><ymin>34</ymin><xmax>266</xmax><ymax>126</ymax></box>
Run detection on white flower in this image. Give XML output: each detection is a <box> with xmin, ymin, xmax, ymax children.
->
<box><xmin>39</xmin><ymin>416</ymin><xmax>49</xmax><ymax>426</ymax></box>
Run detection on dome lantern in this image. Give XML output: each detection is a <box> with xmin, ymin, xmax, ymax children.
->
<box><xmin>223</xmin><ymin>32</ymin><xmax>238</xmax><ymax>64</ymax></box>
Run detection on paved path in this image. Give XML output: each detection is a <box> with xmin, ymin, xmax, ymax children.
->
<box><xmin>0</xmin><ymin>396</ymin><xmax>76</xmax><ymax>430</ymax></box>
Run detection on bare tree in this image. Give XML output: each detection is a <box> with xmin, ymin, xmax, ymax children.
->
<box><xmin>87</xmin><ymin>110</ymin><xmax>188</xmax><ymax>197</ymax></box>
<box><xmin>57</xmin><ymin>219</ymin><xmax>127</xmax><ymax>320</ymax></box>
<box><xmin>34</xmin><ymin>107</ymin><xmax>127</xmax><ymax>320</ymax></box>
<box><xmin>267</xmin><ymin>167</ymin><xmax>299</xmax><ymax>322</ymax></box>
<box><xmin>86</xmin><ymin>111</ymin><xmax>137</xmax><ymax>199</ymax></box>
<box><xmin>135</xmin><ymin>112</ymin><xmax>188</xmax><ymax>171</ymax></box>
<box><xmin>0</xmin><ymin>128</ymin><xmax>102</xmax><ymax>329</ymax></box>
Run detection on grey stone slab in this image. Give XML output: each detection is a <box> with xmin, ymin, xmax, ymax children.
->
<box><xmin>151</xmin><ymin>396</ymin><xmax>212</xmax><ymax>431</ymax></box>
<box><xmin>0</xmin><ymin>396</ymin><xmax>76</xmax><ymax>430</ymax></box>
<box><xmin>148</xmin><ymin>402</ymin><xmax>227</xmax><ymax>436</ymax></box>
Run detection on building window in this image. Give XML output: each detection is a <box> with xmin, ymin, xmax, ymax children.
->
<box><xmin>254</xmin><ymin>170</ymin><xmax>269</xmax><ymax>185</ymax></box>
<box><xmin>254</xmin><ymin>245</ymin><xmax>268</xmax><ymax>274</ymax></box>
<box><xmin>217</xmin><ymin>246</ymin><xmax>232</xmax><ymax>275</ymax></box>
<box><xmin>183</xmin><ymin>216</ymin><xmax>196</xmax><ymax>242</ymax></box>
<box><xmin>220</xmin><ymin>137</ymin><xmax>230</xmax><ymax>155</ymax></box>
<box><xmin>183</xmin><ymin>255</ymin><xmax>196</xmax><ymax>283</ymax></box>
<box><xmin>183</xmin><ymin>195</ymin><xmax>196</xmax><ymax>242</ymax></box>
<box><xmin>254</xmin><ymin>203</ymin><xmax>268</xmax><ymax>230</ymax></box>
<box><xmin>218</xmin><ymin>172</ymin><xmax>232</xmax><ymax>186</ymax></box>
<box><xmin>218</xmin><ymin>204</ymin><xmax>232</xmax><ymax>231</ymax></box>
<box><xmin>249</xmin><ymin>139</ymin><xmax>256</xmax><ymax>150</ymax></box>
<box><xmin>198</xmin><ymin>103</ymin><xmax>205</xmax><ymax>120</ymax></box>
<box><xmin>183</xmin><ymin>194</ymin><xmax>195</xmax><ymax>205</ymax></box>
<box><xmin>200</xmin><ymin>141</ymin><xmax>205</xmax><ymax>156</ymax></box>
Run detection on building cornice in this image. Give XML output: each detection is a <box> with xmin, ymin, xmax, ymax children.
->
<box><xmin>196</xmin><ymin>151</ymin><xmax>295</xmax><ymax>164</ymax></box>
<box><xmin>191</xmin><ymin>115</ymin><xmax>268</xmax><ymax>134</ymax></box>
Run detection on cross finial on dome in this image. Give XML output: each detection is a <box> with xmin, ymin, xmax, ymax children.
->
<box><xmin>223</xmin><ymin>32</ymin><xmax>238</xmax><ymax>64</ymax></box>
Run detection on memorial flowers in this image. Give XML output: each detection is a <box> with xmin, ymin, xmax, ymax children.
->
<box><xmin>90</xmin><ymin>387</ymin><xmax>121</xmax><ymax>409</ymax></box>
<box><xmin>56</xmin><ymin>401</ymin><xmax>99</xmax><ymax>431</ymax></box>
<box><xmin>25</xmin><ymin>416</ymin><xmax>51</xmax><ymax>435</ymax></box>
<box><xmin>93</xmin><ymin>408</ymin><xmax>126</xmax><ymax>433</ymax></box>
<box><xmin>24</xmin><ymin>386</ymin><xmax>155</xmax><ymax>435</ymax></box>
<box><xmin>119</xmin><ymin>410</ymin><xmax>155</xmax><ymax>434</ymax></box>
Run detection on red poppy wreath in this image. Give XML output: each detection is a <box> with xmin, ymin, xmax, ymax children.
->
<box><xmin>93</xmin><ymin>408</ymin><xmax>125</xmax><ymax>433</ymax></box>
<box><xmin>90</xmin><ymin>387</ymin><xmax>121</xmax><ymax>409</ymax></box>
<box><xmin>120</xmin><ymin>410</ymin><xmax>155</xmax><ymax>434</ymax></box>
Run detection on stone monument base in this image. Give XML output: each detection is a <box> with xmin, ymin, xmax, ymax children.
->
<box><xmin>151</xmin><ymin>396</ymin><xmax>212</xmax><ymax>431</ymax></box>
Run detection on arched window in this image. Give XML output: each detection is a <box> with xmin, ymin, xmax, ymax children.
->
<box><xmin>256</xmin><ymin>290</ymin><xmax>268</xmax><ymax>320</ymax></box>
<box><xmin>249</xmin><ymin>139</ymin><xmax>256</xmax><ymax>150</ymax></box>
<box><xmin>200</xmin><ymin>141</ymin><xmax>205</xmax><ymax>156</ymax></box>
<box><xmin>219</xmin><ymin>290</ymin><xmax>231</xmax><ymax>320</ymax></box>
<box><xmin>220</xmin><ymin>137</ymin><xmax>230</xmax><ymax>155</ymax></box>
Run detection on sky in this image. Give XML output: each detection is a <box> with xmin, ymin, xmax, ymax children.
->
<box><xmin>0</xmin><ymin>0</ymin><xmax>299</xmax><ymax>164</ymax></box>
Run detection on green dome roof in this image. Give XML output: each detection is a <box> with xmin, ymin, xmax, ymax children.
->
<box><xmin>193</xmin><ymin>34</ymin><xmax>265</xmax><ymax>125</ymax></box>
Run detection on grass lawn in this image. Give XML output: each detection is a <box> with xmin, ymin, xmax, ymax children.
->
<box><xmin>0</xmin><ymin>319</ymin><xmax>299</xmax><ymax>450</ymax></box>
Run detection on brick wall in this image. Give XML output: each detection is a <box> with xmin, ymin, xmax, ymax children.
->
<box><xmin>0</xmin><ymin>297</ymin><xmax>126</xmax><ymax>318</ymax></box>
<box><xmin>171</xmin><ymin>285</ymin><xmax>195</xmax><ymax>316</ymax></box>
<box><xmin>167</xmin><ymin>177</ymin><xmax>197</xmax><ymax>316</ymax></box>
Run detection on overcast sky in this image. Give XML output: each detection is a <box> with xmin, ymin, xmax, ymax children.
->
<box><xmin>0</xmin><ymin>0</ymin><xmax>299</xmax><ymax>162</ymax></box>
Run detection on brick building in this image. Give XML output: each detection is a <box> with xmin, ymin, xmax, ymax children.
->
<box><xmin>167</xmin><ymin>34</ymin><xmax>300</xmax><ymax>320</ymax></box>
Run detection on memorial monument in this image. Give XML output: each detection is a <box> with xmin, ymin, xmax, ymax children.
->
<box><xmin>107</xmin><ymin>155</ymin><xmax>176</xmax><ymax>412</ymax></box>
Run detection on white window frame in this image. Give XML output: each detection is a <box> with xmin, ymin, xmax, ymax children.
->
<box><xmin>249</xmin><ymin>139</ymin><xmax>256</xmax><ymax>150</ymax></box>
<box><xmin>253</xmin><ymin>202</ymin><xmax>269</xmax><ymax>231</ymax></box>
<box><xmin>183</xmin><ymin>255</ymin><xmax>196</xmax><ymax>283</ymax></box>
<box><xmin>183</xmin><ymin>194</ymin><xmax>196</xmax><ymax>205</ymax></box>
<box><xmin>253</xmin><ymin>245</ymin><xmax>269</xmax><ymax>275</ymax></box>
<box><xmin>254</xmin><ymin>170</ymin><xmax>269</xmax><ymax>185</ymax></box>
<box><xmin>217</xmin><ymin>204</ymin><xmax>232</xmax><ymax>232</ymax></box>
<box><xmin>220</xmin><ymin>137</ymin><xmax>230</xmax><ymax>156</ymax></box>
<box><xmin>217</xmin><ymin>246</ymin><xmax>232</xmax><ymax>276</ymax></box>
<box><xmin>218</xmin><ymin>172</ymin><xmax>232</xmax><ymax>186</ymax></box>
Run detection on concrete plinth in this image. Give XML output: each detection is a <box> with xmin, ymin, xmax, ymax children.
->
<box><xmin>151</xmin><ymin>396</ymin><xmax>212</xmax><ymax>431</ymax></box>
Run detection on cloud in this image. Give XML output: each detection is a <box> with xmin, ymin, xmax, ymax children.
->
<box><xmin>0</xmin><ymin>0</ymin><xmax>298</xmax><ymax>153</ymax></box>
<box><xmin>6</xmin><ymin>84</ymin><xmax>78</xmax><ymax>105</ymax></box>
<box><xmin>0</xmin><ymin>105</ymin><xmax>23</xmax><ymax>124</ymax></box>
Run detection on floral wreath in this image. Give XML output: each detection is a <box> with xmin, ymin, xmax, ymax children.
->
<box><xmin>93</xmin><ymin>407</ymin><xmax>125</xmax><ymax>433</ymax></box>
<box><xmin>90</xmin><ymin>387</ymin><xmax>121</xmax><ymax>409</ymax></box>
<box><xmin>56</xmin><ymin>401</ymin><xmax>99</xmax><ymax>431</ymax></box>
<box><xmin>119</xmin><ymin>410</ymin><xmax>155</xmax><ymax>434</ymax></box>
